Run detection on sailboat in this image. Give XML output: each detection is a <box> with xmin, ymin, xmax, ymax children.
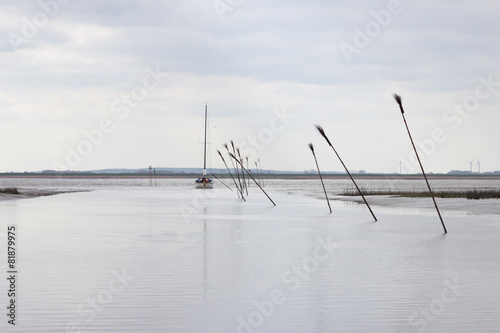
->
<box><xmin>195</xmin><ymin>104</ymin><xmax>214</xmax><ymax>189</ymax></box>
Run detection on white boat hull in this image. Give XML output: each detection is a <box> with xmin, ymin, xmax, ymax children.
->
<box><xmin>195</xmin><ymin>183</ymin><xmax>214</xmax><ymax>189</ymax></box>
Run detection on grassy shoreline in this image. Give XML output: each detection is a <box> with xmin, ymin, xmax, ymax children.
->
<box><xmin>0</xmin><ymin>187</ymin><xmax>19</xmax><ymax>194</ymax></box>
<box><xmin>342</xmin><ymin>189</ymin><xmax>500</xmax><ymax>200</ymax></box>
<box><xmin>0</xmin><ymin>188</ymin><xmax>83</xmax><ymax>201</ymax></box>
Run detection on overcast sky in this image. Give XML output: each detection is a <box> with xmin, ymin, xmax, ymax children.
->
<box><xmin>1</xmin><ymin>0</ymin><xmax>499</xmax><ymax>173</ymax></box>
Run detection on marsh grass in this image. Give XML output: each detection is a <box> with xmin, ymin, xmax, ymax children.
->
<box><xmin>0</xmin><ymin>187</ymin><xmax>20</xmax><ymax>194</ymax></box>
<box><xmin>343</xmin><ymin>189</ymin><xmax>500</xmax><ymax>200</ymax></box>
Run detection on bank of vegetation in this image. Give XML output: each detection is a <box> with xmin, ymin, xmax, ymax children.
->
<box><xmin>0</xmin><ymin>188</ymin><xmax>19</xmax><ymax>194</ymax></box>
<box><xmin>343</xmin><ymin>189</ymin><xmax>500</xmax><ymax>200</ymax></box>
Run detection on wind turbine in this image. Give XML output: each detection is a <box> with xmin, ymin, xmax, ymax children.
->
<box><xmin>468</xmin><ymin>160</ymin><xmax>474</xmax><ymax>173</ymax></box>
<box><xmin>477</xmin><ymin>158</ymin><xmax>482</xmax><ymax>174</ymax></box>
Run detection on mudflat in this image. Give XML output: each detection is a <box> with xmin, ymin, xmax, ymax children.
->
<box><xmin>0</xmin><ymin>189</ymin><xmax>82</xmax><ymax>201</ymax></box>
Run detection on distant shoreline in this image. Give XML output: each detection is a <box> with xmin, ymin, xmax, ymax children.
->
<box><xmin>2</xmin><ymin>173</ymin><xmax>500</xmax><ymax>180</ymax></box>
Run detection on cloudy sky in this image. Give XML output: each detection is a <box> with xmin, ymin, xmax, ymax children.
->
<box><xmin>1</xmin><ymin>0</ymin><xmax>499</xmax><ymax>173</ymax></box>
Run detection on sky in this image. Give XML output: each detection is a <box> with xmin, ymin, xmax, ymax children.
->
<box><xmin>1</xmin><ymin>0</ymin><xmax>499</xmax><ymax>173</ymax></box>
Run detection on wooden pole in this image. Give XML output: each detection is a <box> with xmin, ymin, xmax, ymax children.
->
<box><xmin>393</xmin><ymin>94</ymin><xmax>447</xmax><ymax>234</ymax></box>
<box><xmin>315</xmin><ymin>125</ymin><xmax>377</xmax><ymax>221</ymax></box>
<box><xmin>229</xmin><ymin>153</ymin><xmax>276</xmax><ymax>206</ymax></box>
<box><xmin>309</xmin><ymin>143</ymin><xmax>332</xmax><ymax>214</ymax></box>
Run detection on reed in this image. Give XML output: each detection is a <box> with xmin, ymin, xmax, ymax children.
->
<box><xmin>255</xmin><ymin>161</ymin><xmax>261</xmax><ymax>186</ymax></box>
<box><xmin>315</xmin><ymin>124</ymin><xmax>377</xmax><ymax>221</ymax></box>
<box><xmin>229</xmin><ymin>153</ymin><xmax>276</xmax><ymax>206</ymax></box>
<box><xmin>393</xmin><ymin>94</ymin><xmax>447</xmax><ymax>234</ymax></box>
<box><xmin>466</xmin><ymin>189</ymin><xmax>500</xmax><ymax>199</ymax></box>
<box><xmin>309</xmin><ymin>143</ymin><xmax>332</xmax><ymax>213</ymax></box>
<box><xmin>211</xmin><ymin>173</ymin><xmax>233</xmax><ymax>191</ymax></box>
<box><xmin>343</xmin><ymin>188</ymin><xmax>500</xmax><ymax>199</ymax></box>
<box><xmin>258</xmin><ymin>158</ymin><xmax>264</xmax><ymax>187</ymax></box>
<box><xmin>245</xmin><ymin>157</ymin><xmax>251</xmax><ymax>188</ymax></box>
<box><xmin>0</xmin><ymin>188</ymin><xmax>19</xmax><ymax>194</ymax></box>
<box><xmin>224</xmin><ymin>143</ymin><xmax>235</xmax><ymax>168</ymax></box>
<box><xmin>237</xmin><ymin>148</ymin><xmax>248</xmax><ymax>195</ymax></box>
<box><xmin>217</xmin><ymin>150</ymin><xmax>245</xmax><ymax>200</ymax></box>
<box><xmin>224</xmin><ymin>143</ymin><xmax>242</xmax><ymax>194</ymax></box>
<box><xmin>342</xmin><ymin>189</ymin><xmax>500</xmax><ymax>200</ymax></box>
<box><xmin>229</xmin><ymin>141</ymin><xmax>244</xmax><ymax>192</ymax></box>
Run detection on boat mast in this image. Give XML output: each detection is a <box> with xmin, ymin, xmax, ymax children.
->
<box><xmin>203</xmin><ymin>104</ymin><xmax>207</xmax><ymax>176</ymax></box>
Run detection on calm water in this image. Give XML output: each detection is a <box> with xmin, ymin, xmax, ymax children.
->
<box><xmin>2</xmin><ymin>175</ymin><xmax>500</xmax><ymax>195</ymax></box>
<box><xmin>0</xmin><ymin>178</ymin><xmax>499</xmax><ymax>332</ymax></box>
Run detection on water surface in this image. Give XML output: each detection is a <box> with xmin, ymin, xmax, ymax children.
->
<box><xmin>0</xmin><ymin>179</ymin><xmax>499</xmax><ymax>332</ymax></box>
